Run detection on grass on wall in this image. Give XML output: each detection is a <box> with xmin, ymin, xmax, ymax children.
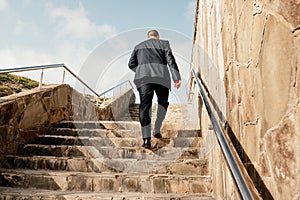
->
<box><xmin>0</xmin><ymin>73</ymin><xmax>39</xmax><ymax>97</ymax></box>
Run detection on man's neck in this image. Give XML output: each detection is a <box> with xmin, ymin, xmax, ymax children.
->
<box><xmin>148</xmin><ymin>36</ymin><xmax>159</xmax><ymax>40</ymax></box>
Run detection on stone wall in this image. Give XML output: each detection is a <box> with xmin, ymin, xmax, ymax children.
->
<box><xmin>191</xmin><ymin>0</ymin><xmax>300</xmax><ymax>199</ymax></box>
<box><xmin>0</xmin><ymin>84</ymin><xmax>135</xmax><ymax>167</ymax></box>
<box><xmin>97</xmin><ymin>89</ymin><xmax>136</xmax><ymax>121</ymax></box>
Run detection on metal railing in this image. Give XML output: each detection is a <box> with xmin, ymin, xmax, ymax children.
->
<box><xmin>0</xmin><ymin>63</ymin><xmax>100</xmax><ymax>97</ymax></box>
<box><xmin>99</xmin><ymin>80</ymin><xmax>134</xmax><ymax>98</ymax></box>
<box><xmin>96</xmin><ymin>80</ymin><xmax>134</xmax><ymax>106</ymax></box>
<box><xmin>191</xmin><ymin>68</ymin><xmax>253</xmax><ymax>200</ymax></box>
<box><xmin>0</xmin><ymin>63</ymin><xmax>135</xmax><ymax>106</ymax></box>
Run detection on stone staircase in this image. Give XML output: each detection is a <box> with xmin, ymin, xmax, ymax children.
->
<box><xmin>0</xmin><ymin>104</ymin><xmax>214</xmax><ymax>199</ymax></box>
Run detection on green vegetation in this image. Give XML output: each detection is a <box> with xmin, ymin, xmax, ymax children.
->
<box><xmin>0</xmin><ymin>73</ymin><xmax>39</xmax><ymax>97</ymax></box>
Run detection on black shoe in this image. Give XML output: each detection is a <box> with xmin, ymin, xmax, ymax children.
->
<box><xmin>153</xmin><ymin>132</ymin><xmax>162</xmax><ymax>138</ymax></box>
<box><xmin>142</xmin><ymin>137</ymin><xmax>151</xmax><ymax>149</ymax></box>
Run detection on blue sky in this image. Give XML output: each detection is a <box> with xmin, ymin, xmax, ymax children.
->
<box><xmin>0</xmin><ymin>0</ymin><xmax>196</xmax><ymax>102</ymax></box>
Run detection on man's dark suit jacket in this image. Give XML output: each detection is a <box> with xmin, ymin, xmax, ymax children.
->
<box><xmin>128</xmin><ymin>38</ymin><xmax>181</xmax><ymax>89</ymax></box>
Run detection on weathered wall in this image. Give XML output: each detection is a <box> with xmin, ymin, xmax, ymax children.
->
<box><xmin>0</xmin><ymin>84</ymin><xmax>135</xmax><ymax>167</ymax></box>
<box><xmin>99</xmin><ymin>89</ymin><xmax>136</xmax><ymax>121</ymax></box>
<box><xmin>192</xmin><ymin>0</ymin><xmax>300</xmax><ymax>199</ymax></box>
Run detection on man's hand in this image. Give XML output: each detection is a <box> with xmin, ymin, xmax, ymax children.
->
<box><xmin>174</xmin><ymin>80</ymin><xmax>181</xmax><ymax>89</ymax></box>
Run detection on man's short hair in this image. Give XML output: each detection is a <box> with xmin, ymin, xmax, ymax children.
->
<box><xmin>148</xmin><ymin>30</ymin><xmax>159</xmax><ymax>38</ymax></box>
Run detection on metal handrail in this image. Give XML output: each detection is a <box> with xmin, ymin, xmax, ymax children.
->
<box><xmin>99</xmin><ymin>80</ymin><xmax>134</xmax><ymax>97</ymax></box>
<box><xmin>191</xmin><ymin>68</ymin><xmax>253</xmax><ymax>200</ymax></box>
<box><xmin>0</xmin><ymin>63</ymin><xmax>100</xmax><ymax>97</ymax></box>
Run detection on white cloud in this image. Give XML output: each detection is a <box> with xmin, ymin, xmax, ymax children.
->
<box><xmin>0</xmin><ymin>2</ymin><xmax>118</xmax><ymax>91</ymax></box>
<box><xmin>0</xmin><ymin>45</ymin><xmax>90</xmax><ymax>86</ymax></box>
<box><xmin>0</xmin><ymin>47</ymin><xmax>53</xmax><ymax>68</ymax></box>
<box><xmin>48</xmin><ymin>3</ymin><xmax>117</xmax><ymax>41</ymax></box>
<box><xmin>184</xmin><ymin>1</ymin><xmax>196</xmax><ymax>21</ymax></box>
<box><xmin>0</xmin><ymin>43</ymin><xmax>89</xmax><ymax>74</ymax></box>
<box><xmin>0</xmin><ymin>0</ymin><xmax>7</xmax><ymax>11</ymax></box>
<box><xmin>14</xmin><ymin>19</ymin><xmax>39</xmax><ymax>35</ymax></box>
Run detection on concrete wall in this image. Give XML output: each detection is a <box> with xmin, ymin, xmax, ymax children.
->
<box><xmin>0</xmin><ymin>84</ymin><xmax>135</xmax><ymax>167</ymax></box>
<box><xmin>191</xmin><ymin>0</ymin><xmax>300</xmax><ymax>199</ymax></box>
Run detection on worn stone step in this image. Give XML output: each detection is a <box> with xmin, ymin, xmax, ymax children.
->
<box><xmin>172</xmin><ymin>137</ymin><xmax>202</xmax><ymax>147</ymax></box>
<box><xmin>3</xmin><ymin>155</ymin><xmax>207</xmax><ymax>175</ymax></box>
<box><xmin>97</xmin><ymin>121</ymin><xmax>141</xmax><ymax>131</ymax></box>
<box><xmin>118</xmin><ymin>116</ymin><xmax>140</xmax><ymax>122</ymax></box>
<box><xmin>21</xmin><ymin>144</ymin><xmax>201</xmax><ymax>161</ymax></box>
<box><xmin>107</xmin><ymin>137</ymin><xmax>171</xmax><ymax>148</ymax></box>
<box><xmin>96</xmin><ymin>146</ymin><xmax>201</xmax><ymax>160</ymax></box>
<box><xmin>47</xmin><ymin>128</ymin><xmax>201</xmax><ymax>143</ymax></box>
<box><xmin>34</xmin><ymin>135</ymin><xmax>116</xmax><ymax>146</ymax></box>
<box><xmin>59</xmin><ymin>121</ymin><xmax>188</xmax><ymax>132</ymax></box>
<box><xmin>57</xmin><ymin>121</ymin><xmax>141</xmax><ymax>130</ymax></box>
<box><xmin>105</xmin><ymin>158</ymin><xmax>208</xmax><ymax>175</ymax></box>
<box><xmin>55</xmin><ymin>120</ymin><xmax>145</xmax><ymax>131</ymax></box>
<box><xmin>49</xmin><ymin>127</ymin><xmax>172</xmax><ymax>139</ymax></box>
<box><xmin>21</xmin><ymin>144</ymin><xmax>90</xmax><ymax>157</ymax></box>
<box><xmin>56</xmin><ymin>121</ymin><xmax>141</xmax><ymax>137</ymax></box>
<box><xmin>56</xmin><ymin>121</ymin><xmax>200</xmax><ymax>137</ymax></box>
<box><xmin>110</xmin><ymin>157</ymin><xmax>208</xmax><ymax>175</ymax></box>
<box><xmin>3</xmin><ymin>156</ymin><xmax>115</xmax><ymax>173</ymax></box>
<box><xmin>20</xmin><ymin>144</ymin><xmax>174</xmax><ymax>159</ymax></box>
<box><xmin>0</xmin><ymin>169</ymin><xmax>212</xmax><ymax>194</ymax></box>
<box><xmin>0</xmin><ymin>187</ymin><xmax>215</xmax><ymax>200</ymax></box>
<box><xmin>176</xmin><ymin>129</ymin><xmax>201</xmax><ymax>137</ymax></box>
<box><xmin>34</xmin><ymin>135</ymin><xmax>177</xmax><ymax>148</ymax></box>
<box><xmin>47</xmin><ymin>128</ymin><xmax>133</xmax><ymax>138</ymax></box>
<box><xmin>53</xmin><ymin>121</ymin><xmax>106</xmax><ymax>129</ymax></box>
<box><xmin>148</xmin><ymin>129</ymin><xmax>201</xmax><ymax>139</ymax></box>
<box><xmin>18</xmin><ymin>145</ymin><xmax>203</xmax><ymax>172</ymax></box>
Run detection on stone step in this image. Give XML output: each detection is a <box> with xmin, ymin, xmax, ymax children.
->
<box><xmin>96</xmin><ymin>146</ymin><xmax>201</xmax><ymax>160</ymax></box>
<box><xmin>34</xmin><ymin>135</ymin><xmax>201</xmax><ymax>148</ymax></box>
<box><xmin>56</xmin><ymin>121</ymin><xmax>140</xmax><ymax>130</ymax></box>
<box><xmin>47</xmin><ymin>128</ymin><xmax>201</xmax><ymax>141</ymax></box>
<box><xmin>118</xmin><ymin>116</ymin><xmax>140</xmax><ymax>122</ymax></box>
<box><xmin>172</xmin><ymin>137</ymin><xmax>202</xmax><ymax>148</ymax></box>
<box><xmin>3</xmin><ymin>155</ymin><xmax>207</xmax><ymax>175</ymax></box>
<box><xmin>47</xmin><ymin>128</ymin><xmax>133</xmax><ymax>138</ymax></box>
<box><xmin>0</xmin><ymin>187</ymin><xmax>215</xmax><ymax>200</ymax></box>
<box><xmin>20</xmin><ymin>144</ymin><xmax>201</xmax><ymax>162</ymax></box>
<box><xmin>48</xmin><ymin>127</ymin><xmax>148</xmax><ymax>139</ymax></box>
<box><xmin>32</xmin><ymin>135</ymin><xmax>157</xmax><ymax>147</ymax></box>
<box><xmin>53</xmin><ymin>121</ymin><xmax>106</xmax><ymax>129</ymax></box>
<box><xmin>89</xmin><ymin>121</ymin><xmax>141</xmax><ymax>131</ymax></box>
<box><xmin>3</xmin><ymin>155</ymin><xmax>113</xmax><ymax>173</ymax></box>
<box><xmin>34</xmin><ymin>135</ymin><xmax>115</xmax><ymax>146</ymax></box>
<box><xmin>176</xmin><ymin>129</ymin><xmax>201</xmax><ymax>137</ymax></box>
<box><xmin>21</xmin><ymin>144</ymin><xmax>90</xmax><ymax>157</ymax></box>
<box><xmin>58</xmin><ymin>121</ymin><xmax>190</xmax><ymax>132</ymax></box>
<box><xmin>0</xmin><ymin>169</ymin><xmax>212</xmax><ymax>194</ymax></box>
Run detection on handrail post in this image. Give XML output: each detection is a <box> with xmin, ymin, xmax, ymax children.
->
<box><xmin>38</xmin><ymin>69</ymin><xmax>44</xmax><ymax>89</ymax></box>
<box><xmin>62</xmin><ymin>70</ymin><xmax>66</xmax><ymax>84</ymax></box>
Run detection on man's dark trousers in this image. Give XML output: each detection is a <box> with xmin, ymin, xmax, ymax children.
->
<box><xmin>137</xmin><ymin>83</ymin><xmax>169</xmax><ymax>139</ymax></box>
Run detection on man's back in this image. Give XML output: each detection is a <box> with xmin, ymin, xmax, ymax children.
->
<box><xmin>128</xmin><ymin>38</ymin><xmax>180</xmax><ymax>89</ymax></box>
<box><xmin>134</xmin><ymin>38</ymin><xmax>169</xmax><ymax>66</ymax></box>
